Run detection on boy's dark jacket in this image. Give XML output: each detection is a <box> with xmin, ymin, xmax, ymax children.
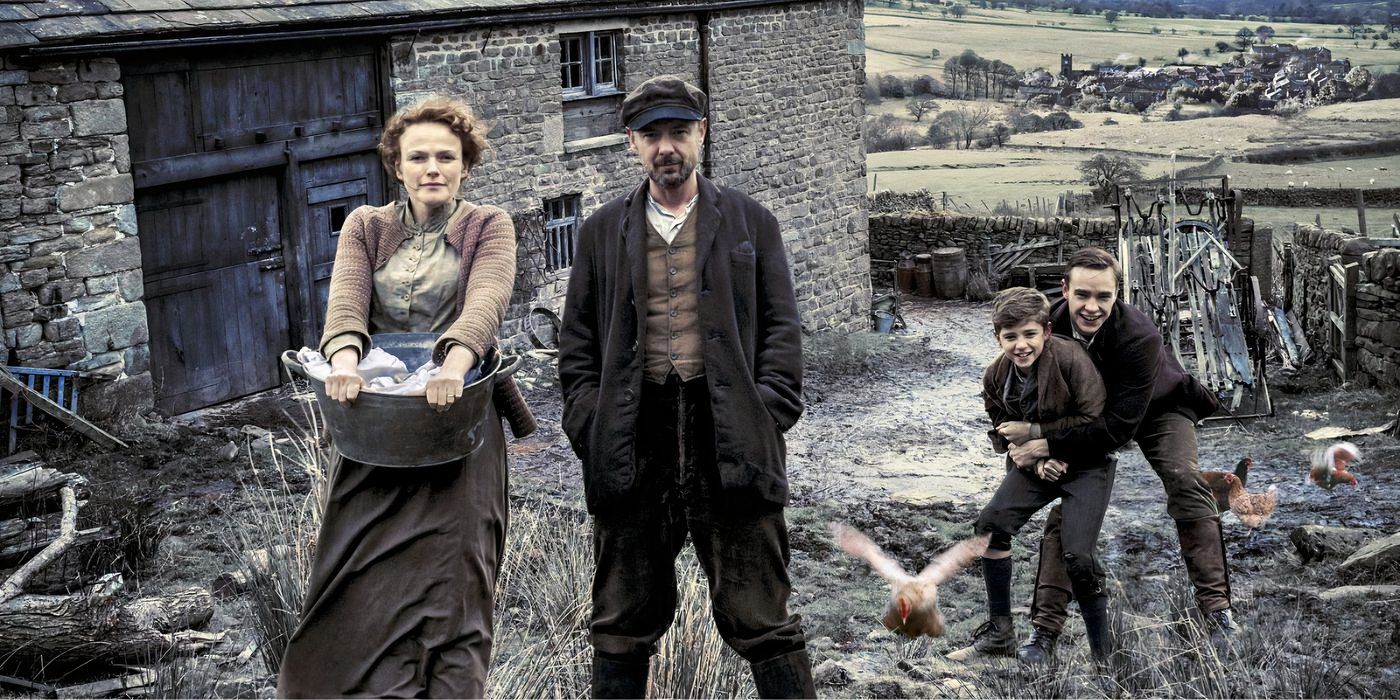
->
<box><xmin>1045</xmin><ymin>298</ymin><xmax>1219</xmax><ymax>463</ymax></box>
<box><xmin>557</xmin><ymin>175</ymin><xmax>802</xmax><ymax>513</ymax></box>
<box><xmin>983</xmin><ymin>334</ymin><xmax>1107</xmax><ymax>465</ymax></box>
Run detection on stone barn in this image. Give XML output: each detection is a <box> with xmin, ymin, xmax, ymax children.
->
<box><xmin>0</xmin><ymin>0</ymin><xmax>870</xmax><ymax>418</ymax></box>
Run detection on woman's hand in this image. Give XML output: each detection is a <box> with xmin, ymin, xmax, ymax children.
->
<box><xmin>326</xmin><ymin>347</ymin><xmax>366</xmax><ymax>404</ymax></box>
<box><xmin>995</xmin><ymin>421</ymin><xmax>1035</xmax><ymax>446</ymax></box>
<box><xmin>427</xmin><ymin>344</ymin><xmax>477</xmax><ymax>412</ymax></box>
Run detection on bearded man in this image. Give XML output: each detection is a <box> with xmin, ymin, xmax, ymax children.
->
<box><xmin>558</xmin><ymin>75</ymin><xmax>814</xmax><ymax>699</ymax></box>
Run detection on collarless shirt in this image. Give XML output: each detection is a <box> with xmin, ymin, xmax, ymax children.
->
<box><xmin>645</xmin><ymin>191</ymin><xmax>699</xmax><ymax>245</ymax></box>
<box><xmin>1003</xmin><ymin>363</ymin><xmax>1040</xmax><ymax>422</ymax></box>
<box><xmin>368</xmin><ymin>199</ymin><xmax>465</xmax><ymax>337</ymax></box>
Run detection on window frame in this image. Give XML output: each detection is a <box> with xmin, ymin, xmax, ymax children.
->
<box><xmin>560</xmin><ymin>30</ymin><xmax>622</xmax><ymax>100</ymax></box>
<box><xmin>543</xmin><ymin>195</ymin><xmax>582</xmax><ymax>272</ymax></box>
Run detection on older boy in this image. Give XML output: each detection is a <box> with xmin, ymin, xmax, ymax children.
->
<box><xmin>952</xmin><ymin>287</ymin><xmax>1117</xmax><ymax>663</ymax></box>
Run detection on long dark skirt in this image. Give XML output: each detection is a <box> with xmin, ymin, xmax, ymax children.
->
<box><xmin>277</xmin><ymin>406</ymin><xmax>508</xmax><ymax>698</ymax></box>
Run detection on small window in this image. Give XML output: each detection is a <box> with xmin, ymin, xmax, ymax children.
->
<box><xmin>544</xmin><ymin>195</ymin><xmax>581</xmax><ymax>272</ymax></box>
<box><xmin>328</xmin><ymin>204</ymin><xmax>348</xmax><ymax>234</ymax></box>
<box><xmin>561</xmin><ymin>31</ymin><xmax>621</xmax><ymax>98</ymax></box>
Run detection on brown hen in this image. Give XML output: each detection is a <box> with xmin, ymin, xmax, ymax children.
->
<box><xmin>1224</xmin><ymin>473</ymin><xmax>1277</xmax><ymax>544</ymax></box>
<box><xmin>1203</xmin><ymin>456</ymin><xmax>1252</xmax><ymax>512</ymax></box>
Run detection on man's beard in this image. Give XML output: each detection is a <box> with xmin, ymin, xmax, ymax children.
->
<box><xmin>647</xmin><ymin>155</ymin><xmax>695</xmax><ymax>189</ymax></box>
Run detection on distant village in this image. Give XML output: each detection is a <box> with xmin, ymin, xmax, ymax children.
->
<box><xmin>1019</xmin><ymin>42</ymin><xmax>1359</xmax><ymax>111</ymax></box>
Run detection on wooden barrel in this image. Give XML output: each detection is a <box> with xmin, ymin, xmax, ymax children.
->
<box><xmin>895</xmin><ymin>259</ymin><xmax>917</xmax><ymax>294</ymax></box>
<box><xmin>932</xmin><ymin>247</ymin><xmax>967</xmax><ymax>299</ymax></box>
<box><xmin>913</xmin><ymin>254</ymin><xmax>934</xmax><ymax>297</ymax></box>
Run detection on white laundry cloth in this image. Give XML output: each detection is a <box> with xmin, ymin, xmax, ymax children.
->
<box><xmin>295</xmin><ymin>347</ymin><xmax>439</xmax><ymax>396</ymax></box>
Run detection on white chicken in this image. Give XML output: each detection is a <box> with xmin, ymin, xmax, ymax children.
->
<box><xmin>832</xmin><ymin>523</ymin><xmax>989</xmax><ymax>638</ymax></box>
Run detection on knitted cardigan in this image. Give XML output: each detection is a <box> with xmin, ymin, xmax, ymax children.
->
<box><xmin>320</xmin><ymin>201</ymin><xmax>536</xmax><ymax>438</ymax></box>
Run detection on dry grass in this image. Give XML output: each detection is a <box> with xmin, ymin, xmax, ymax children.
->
<box><xmin>227</xmin><ymin>403</ymin><xmax>328</xmax><ymax>677</ymax></box>
<box><xmin>488</xmin><ymin>497</ymin><xmax>754</xmax><ymax>698</ymax></box>
<box><xmin>225</xmin><ymin>394</ymin><xmax>753</xmax><ymax>699</ymax></box>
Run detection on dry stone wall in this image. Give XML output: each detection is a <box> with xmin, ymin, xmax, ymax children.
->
<box><xmin>868</xmin><ymin>211</ymin><xmax>1119</xmax><ymax>288</ymax></box>
<box><xmin>1288</xmin><ymin>224</ymin><xmax>1379</xmax><ymax>365</ymax></box>
<box><xmin>0</xmin><ymin>56</ymin><xmax>150</xmax><ymax>419</ymax></box>
<box><xmin>1355</xmin><ymin>249</ymin><xmax>1400</xmax><ymax>391</ymax></box>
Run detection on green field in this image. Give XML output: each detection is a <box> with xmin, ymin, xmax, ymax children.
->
<box><xmin>866</xmin><ymin>5</ymin><xmax>1400</xmax><ymax>79</ymax></box>
<box><xmin>867</xmin><ymin>96</ymin><xmax>1400</xmax><ymax>233</ymax></box>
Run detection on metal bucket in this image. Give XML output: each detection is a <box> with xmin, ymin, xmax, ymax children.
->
<box><xmin>873</xmin><ymin>310</ymin><xmax>895</xmax><ymax>333</ymax></box>
<box><xmin>281</xmin><ymin>333</ymin><xmax>520</xmax><ymax>468</ymax></box>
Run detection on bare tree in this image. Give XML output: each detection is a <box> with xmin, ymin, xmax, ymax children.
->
<box><xmin>948</xmin><ymin>103</ymin><xmax>993</xmax><ymax>149</ymax></box>
<box><xmin>906</xmin><ymin>98</ymin><xmax>939</xmax><ymax>122</ymax></box>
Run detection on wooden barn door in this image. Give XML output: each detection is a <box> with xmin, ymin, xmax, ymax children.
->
<box><xmin>124</xmin><ymin>42</ymin><xmax>387</xmax><ymax>414</ymax></box>
<box><xmin>137</xmin><ymin>175</ymin><xmax>289</xmax><ymax>413</ymax></box>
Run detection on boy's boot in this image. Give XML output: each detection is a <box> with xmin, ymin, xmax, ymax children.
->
<box><xmin>592</xmin><ymin>654</ymin><xmax>650</xmax><ymax>699</ymax></box>
<box><xmin>1079</xmin><ymin>596</ymin><xmax>1115</xmax><ymax>664</ymax></box>
<box><xmin>750</xmin><ymin>648</ymin><xmax>817</xmax><ymax>699</ymax></box>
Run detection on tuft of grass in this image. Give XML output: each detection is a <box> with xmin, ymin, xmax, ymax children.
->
<box><xmin>959</xmin><ymin>573</ymin><xmax>1371</xmax><ymax>698</ymax></box>
<box><xmin>489</xmin><ymin>496</ymin><xmax>753</xmax><ymax>698</ymax></box>
<box><xmin>227</xmin><ymin>388</ymin><xmax>328</xmax><ymax>677</ymax></box>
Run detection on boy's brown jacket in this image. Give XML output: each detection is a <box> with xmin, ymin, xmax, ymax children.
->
<box><xmin>982</xmin><ymin>335</ymin><xmax>1106</xmax><ymax>463</ymax></box>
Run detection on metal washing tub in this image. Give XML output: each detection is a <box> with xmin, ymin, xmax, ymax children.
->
<box><xmin>281</xmin><ymin>333</ymin><xmax>520</xmax><ymax>468</ymax></box>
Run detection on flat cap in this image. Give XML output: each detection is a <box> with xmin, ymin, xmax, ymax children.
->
<box><xmin>621</xmin><ymin>75</ymin><xmax>707</xmax><ymax>130</ymax></box>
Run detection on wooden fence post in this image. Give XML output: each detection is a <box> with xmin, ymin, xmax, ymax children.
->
<box><xmin>1356</xmin><ymin>188</ymin><xmax>1367</xmax><ymax>237</ymax></box>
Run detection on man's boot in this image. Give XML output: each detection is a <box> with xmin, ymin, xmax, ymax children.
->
<box><xmin>1206</xmin><ymin>608</ymin><xmax>1241</xmax><ymax>645</ymax></box>
<box><xmin>1017</xmin><ymin>625</ymin><xmax>1060</xmax><ymax>665</ymax></box>
<box><xmin>947</xmin><ymin>615</ymin><xmax>1017</xmax><ymax>661</ymax></box>
<box><xmin>1079</xmin><ymin>596</ymin><xmax>1114</xmax><ymax>663</ymax></box>
<box><xmin>1175</xmin><ymin>516</ymin><xmax>1235</xmax><ymax>640</ymax></box>
<box><xmin>592</xmin><ymin>654</ymin><xmax>650</xmax><ymax>699</ymax></box>
<box><xmin>750</xmin><ymin>648</ymin><xmax>816</xmax><ymax>699</ymax></box>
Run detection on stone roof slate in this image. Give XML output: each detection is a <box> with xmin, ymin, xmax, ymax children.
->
<box><xmin>2</xmin><ymin>0</ymin><xmax>773</xmax><ymax>53</ymax></box>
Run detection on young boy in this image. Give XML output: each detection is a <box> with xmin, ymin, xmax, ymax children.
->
<box><xmin>949</xmin><ymin>287</ymin><xmax>1117</xmax><ymax>663</ymax></box>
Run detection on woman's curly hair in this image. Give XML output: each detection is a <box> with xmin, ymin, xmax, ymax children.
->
<box><xmin>377</xmin><ymin>95</ymin><xmax>490</xmax><ymax>179</ymax></box>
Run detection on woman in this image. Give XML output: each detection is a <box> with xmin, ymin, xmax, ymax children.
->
<box><xmin>278</xmin><ymin>95</ymin><xmax>527</xmax><ymax>698</ymax></box>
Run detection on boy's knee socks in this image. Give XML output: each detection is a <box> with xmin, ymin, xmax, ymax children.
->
<box><xmin>982</xmin><ymin>556</ymin><xmax>1013</xmax><ymax>617</ymax></box>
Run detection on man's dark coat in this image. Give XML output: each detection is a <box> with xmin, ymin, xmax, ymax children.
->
<box><xmin>558</xmin><ymin>175</ymin><xmax>803</xmax><ymax>512</ymax></box>
<box><xmin>1045</xmin><ymin>298</ymin><xmax>1218</xmax><ymax>463</ymax></box>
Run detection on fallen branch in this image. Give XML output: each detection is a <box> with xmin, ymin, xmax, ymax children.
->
<box><xmin>0</xmin><ymin>485</ymin><xmax>76</xmax><ymax>604</ymax></box>
<box><xmin>0</xmin><ymin>576</ymin><xmax>216</xmax><ymax>666</ymax></box>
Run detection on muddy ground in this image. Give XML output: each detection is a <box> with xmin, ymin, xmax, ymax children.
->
<box><xmin>15</xmin><ymin>297</ymin><xmax>1400</xmax><ymax>697</ymax></box>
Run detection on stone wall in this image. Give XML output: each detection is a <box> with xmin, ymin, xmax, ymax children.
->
<box><xmin>1239</xmin><ymin>187</ymin><xmax>1400</xmax><ymax>209</ymax></box>
<box><xmin>706</xmin><ymin>1</ymin><xmax>869</xmax><ymax>330</ymax></box>
<box><xmin>1355</xmin><ymin>249</ymin><xmax>1400</xmax><ymax>391</ymax></box>
<box><xmin>1288</xmin><ymin>224</ymin><xmax>1378</xmax><ymax>364</ymax></box>
<box><xmin>0</xmin><ymin>56</ymin><xmax>150</xmax><ymax>419</ymax></box>
<box><xmin>391</xmin><ymin>0</ymin><xmax>869</xmax><ymax>342</ymax></box>
<box><xmin>868</xmin><ymin>211</ymin><xmax>1119</xmax><ymax>289</ymax></box>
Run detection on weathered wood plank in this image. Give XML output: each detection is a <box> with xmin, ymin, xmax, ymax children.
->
<box><xmin>0</xmin><ymin>370</ymin><xmax>125</xmax><ymax>451</ymax></box>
